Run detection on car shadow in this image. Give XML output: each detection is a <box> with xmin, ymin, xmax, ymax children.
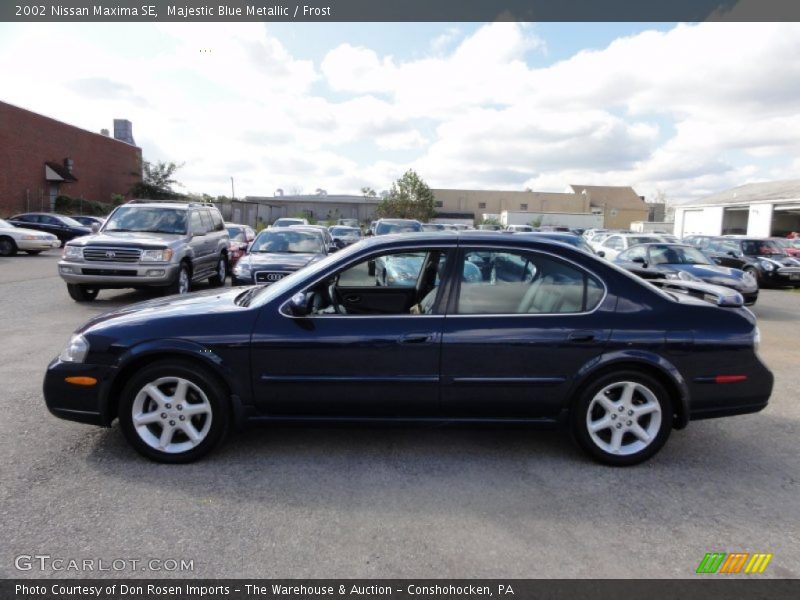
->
<box><xmin>82</xmin><ymin>413</ymin><xmax>797</xmax><ymax>520</ymax></box>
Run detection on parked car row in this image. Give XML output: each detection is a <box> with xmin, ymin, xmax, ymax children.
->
<box><xmin>44</xmin><ymin>230</ymin><xmax>774</xmax><ymax>466</ymax></box>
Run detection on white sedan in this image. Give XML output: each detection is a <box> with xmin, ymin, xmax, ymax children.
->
<box><xmin>594</xmin><ymin>233</ymin><xmax>664</xmax><ymax>261</ymax></box>
<box><xmin>0</xmin><ymin>218</ymin><xmax>60</xmax><ymax>256</ymax></box>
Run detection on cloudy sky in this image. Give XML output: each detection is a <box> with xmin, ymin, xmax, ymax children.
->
<box><xmin>1</xmin><ymin>21</ymin><xmax>799</xmax><ymax>202</ymax></box>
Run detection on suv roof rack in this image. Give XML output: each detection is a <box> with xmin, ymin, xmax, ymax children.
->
<box><xmin>125</xmin><ymin>199</ymin><xmax>217</xmax><ymax>208</ymax></box>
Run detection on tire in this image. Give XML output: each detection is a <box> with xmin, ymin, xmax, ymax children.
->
<box><xmin>25</xmin><ymin>250</ymin><xmax>42</xmax><ymax>255</ymax></box>
<box><xmin>166</xmin><ymin>262</ymin><xmax>191</xmax><ymax>295</ymax></box>
<box><xmin>0</xmin><ymin>236</ymin><xmax>17</xmax><ymax>257</ymax></box>
<box><xmin>571</xmin><ymin>370</ymin><xmax>672</xmax><ymax>466</ymax></box>
<box><xmin>118</xmin><ymin>359</ymin><xmax>230</xmax><ymax>463</ymax></box>
<box><xmin>66</xmin><ymin>283</ymin><xmax>99</xmax><ymax>302</ymax></box>
<box><xmin>208</xmin><ymin>254</ymin><xmax>227</xmax><ymax>287</ymax></box>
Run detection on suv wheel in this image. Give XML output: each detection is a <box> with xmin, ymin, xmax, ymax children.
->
<box><xmin>66</xmin><ymin>284</ymin><xmax>99</xmax><ymax>302</ymax></box>
<box><xmin>118</xmin><ymin>360</ymin><xmax>230</xmax><ymax>463</ymax></box>
<box><xmin>572</xmin><ymin>371</ymin><xmax>672</xmax><ymax>466</ymax></box>
<box><xmin>166</xmin><ymin>262</ymin><xmax>191</xmax><ymax>295</ymax></box>
<box><xmin>209</xmin><ymin>254</ymin><xmax>227</xmax><ymax>287</ymax></box>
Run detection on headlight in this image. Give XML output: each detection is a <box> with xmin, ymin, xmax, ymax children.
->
<box><xmin>22</xmin><ymin>235</ymin><xmax>37</xmax><ymax>240</ymax></box>
<box><xmin>233</xmin><ymin>262</ymin><xmax>251</xmax><ymax>277</ymax></box>
<box><xmin>63</xmin><ymin>245</ymin><xmax>82</xmax><ymax>260</ymax></box>
<box><xmin>59</xmin><ymin>334</ymin><xmax>89</xmax><ymax>363</ymax></box>
<box><xmin>758</xmin><ymin>259</ymin><xmax>774</xmax><ymax>271</ymax></box>
<box><xmin>666</xmin><ymin>271</ymin><xmax>701</xmax><ymax>282</ymax></box>
<box><xmin>141</xmin><ymin>248</ymin><xmax>173</xmax><ymax>262</ymax></box>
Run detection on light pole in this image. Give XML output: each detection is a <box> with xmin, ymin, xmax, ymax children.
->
<box><xmin>230</xmin><ymin>176</ymin><xmax>235</xmax><ymax>200</ymax></box>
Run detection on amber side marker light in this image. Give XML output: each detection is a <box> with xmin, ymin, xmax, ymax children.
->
<box><xmin>65</xmin><ymin>376</ymin><xmax>97</xmax><ymax>386</ymax></box>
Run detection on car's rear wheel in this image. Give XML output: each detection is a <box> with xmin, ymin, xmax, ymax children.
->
<box><xmin>118</xmin><ymin>360</ymin><xmax>230</xmax><ymax>463</ymax></box>
<box><xmin>0</xmin><ymin>236</ymin><xmax>17</xmax><ymax>256</ymax></box>
<box><xmin>66</xmin><ymin>284</ymin><xmax>99</xmax><ymax>302</ymax></box>
<box><xmin>209</xmin><ymin>254</ymin><xmax>227</xmax><ymax>287</ymax></box>
<box><xmin>572</xmin><ymin>371</ymin><xmax>672</xmax><ymax>466</ymax></box>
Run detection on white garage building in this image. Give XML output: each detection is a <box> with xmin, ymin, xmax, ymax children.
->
<box><xmin>674</xmin><ymin>180</ymin><xmax>800</xmax><ymax>238</ymax></box>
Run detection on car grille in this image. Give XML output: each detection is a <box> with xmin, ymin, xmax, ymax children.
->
<box><xmin>83</xmin><ymin>247</ymin><xmax>142</xmax><ymax>263</ymax></box>
<box><xmin>254</xmin><ymin>271</ymin><xmax>289</xmax><ymax>283</ymax></box>
<box><xmin>81</xmin><ymin>268</ymin><xmax>138</xmax><ymax>277</ymax></box>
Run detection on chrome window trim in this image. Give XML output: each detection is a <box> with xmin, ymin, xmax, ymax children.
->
<box><xmin>277</xmin><ymin>240</ymin><xmax>609</xmax><ymax>319</ymax></box>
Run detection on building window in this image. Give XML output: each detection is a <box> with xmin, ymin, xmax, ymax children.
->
<box><xmin>520</xmin><ymin>203</ymin><xmax>528</xmax><ymax>210</ymax></box>
<box><xmin>434</xmin><ymin>201</ymin><xmax>443</xmax><ymax>208</ymax></box>
<box><xmin>478</xmin><ymin>202</ymin><xmax>486</xmax><ymax>209</ymax></box>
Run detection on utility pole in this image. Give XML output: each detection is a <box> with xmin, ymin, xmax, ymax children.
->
<box><xmin>230</xmin><ymin>176</ymin><xmax>235</xmax><ymax>201</ymax></box>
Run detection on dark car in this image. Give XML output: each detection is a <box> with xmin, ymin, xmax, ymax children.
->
<box><xmin>704</xmin><ymin>237</ymin><xmax>800</xmax><ymax>288</ymax></box>
<box><xmin>615</xmin><ymin>243</ymin><xmax>759</xmax><ymax>305</ymax></box>
<box><xmin>45</xmin><ymin>231</ymin><xmax>773</xmax><ymax>465</ymax></box>
<box><xmin>225</xmin><ymin>223</ymin><xmax>256</xmax><ymax>269</ymax></box>
<box><xmin>9</xmin><ymin>212</ymin><xmax>91</xmax><ymax>245</ymax></box>
<box><xmin>231</xmin><ymin>226</ymin><xmax>333</xmax><ymax>285</ymax></box>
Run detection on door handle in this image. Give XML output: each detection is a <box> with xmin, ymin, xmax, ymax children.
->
<box><xmin>568</xmin><ymin>331</ymin><xmax>597</xmax><ymax>343</ymax></box>
<box><xmin>343</xmin><ymin>294</ymin><xmax>361</xmax><ymax>304</ymax></box>
<box><xmin>399</xmin><ymin>333</ymin><xmax>434</xmax><ymax>344</ymax></box>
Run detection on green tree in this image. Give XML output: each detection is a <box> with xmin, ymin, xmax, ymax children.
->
<box><xmin>130</xmin><ymin>160</ymin><xmax>184</xmax><ymax>199</ymax></box>
<box><xmin>375</xmin><ymin>169</ymin><xmax>436</xmax><ymax>222</ymax></box>
<box><xmin>360</xmin><ymin>186</ymin><xmax>377</xmax><ymax>199</ymax></box>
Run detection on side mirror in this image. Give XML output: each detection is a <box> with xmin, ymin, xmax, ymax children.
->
<box><xmin>727</xmin><ymin>251</ymin><xmax>737</xmax><ymax>257</ymax></box>
<box><xmin>91</xmin><ymin>223</ymin><xmax>100</xmax><ymax>233</ymax></box>
<box><xmin>285</xmin><ymin>292</ymin><xmax>308</xmax><ymax>317</ymax></box>
<box><xmin>631</xmin><ymin>256</ymin><xmax>646</xmax><ymax>264</ymax></box>
<box><xmin>328</xmin><ymin>244</ymin><xmax>339</xmax><ymax>253</ymax></box>
<box><xmin>596</xmin><ymin>250</ymin><xmax>605</xmax><ymax>258</ymax></box>
<box><xmin>365</xmin><ymin>230</ymin><xmax>374</xmax><ymax>237</ymax></box>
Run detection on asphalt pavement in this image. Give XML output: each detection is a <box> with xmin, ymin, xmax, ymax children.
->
<box><xmin>1</xmin><ymin>252</ymin><xmax>798</xmax><ymax>578</ymax></box>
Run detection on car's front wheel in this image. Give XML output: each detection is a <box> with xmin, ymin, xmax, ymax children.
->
<box><xmin>118</xmin><ymin>360</ymin><xmax>230</xmax><ymax>463</ymax></box>
<box><xmin>66</xmin><ymin>284</ymin><xmax>99</xmax><ymax>302</ymax></box>
<box><xmin>572</xmin><ymin>371</ymin><xmax>672</xmax><ymax>466</ymax></box>
<box><xmin>0</xmin><ymin>236</ymin><xmax>17</xmax><ymax>256</ymax></box>
<box><xmin>166</xmin><ymin>262</ymin><xmax>191</xmax><ymax>295</ymax></box>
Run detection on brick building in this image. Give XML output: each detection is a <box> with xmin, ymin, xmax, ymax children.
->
<box><xmin>0</xmin><ymin>100</ymin><xmax>142</xmax><ymax>216</ymax></box>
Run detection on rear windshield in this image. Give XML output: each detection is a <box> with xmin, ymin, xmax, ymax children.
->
<box><xmin>375</xmin><ymin>221</ymin><xmax>422</xmax><ymax>235</ymax></box>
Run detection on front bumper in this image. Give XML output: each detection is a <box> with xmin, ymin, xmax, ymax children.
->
<box><xmin>18</xmin><ymin>238</ymin><xmax>60</xmax><ymax>251</ymax></box>
<box><xmin>58</xmin><ymin>259</ymin><xmax>180</xmax><ymax>286</ymax></box>
<box><xmin>763</xmin><ymin>266</ymin><xmax>800</xmax><ymax>286</ymax></box>
<box><xmin>43</xmin><ymin>358</ymin><xmax>115</xmax><ymax>426</ymax></box>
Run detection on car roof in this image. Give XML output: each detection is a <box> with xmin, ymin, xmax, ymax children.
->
<box><xmin>359</xmin><ymin>230</ymin><xmax>602</xmax><ymax>250</ymax></box>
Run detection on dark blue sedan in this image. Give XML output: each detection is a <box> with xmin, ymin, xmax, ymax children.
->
<box><xmin>615</xmin><ymin>243</ymin><xmax>759</xmax><ymax>305</ymax></box>
<box><xmin>44</xmin><ymin>232</ymin><xmax>773</xmax><ymax>465</ymax></box>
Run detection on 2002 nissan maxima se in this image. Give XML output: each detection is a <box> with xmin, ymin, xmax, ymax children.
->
<box><xmin>44</xmin><ymin>232</ymin><xmax>773</xmax><ymax>466</ymax></box>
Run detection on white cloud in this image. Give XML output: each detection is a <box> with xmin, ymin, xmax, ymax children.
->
<box><xmin>2</xmin><ymin>21</ymin><xmax>800</xmax><ymax>203</ymax></box>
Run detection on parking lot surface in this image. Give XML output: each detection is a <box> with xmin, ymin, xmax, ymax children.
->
<box><xmin>1</xmin><ymin>252</ymin><xmax>799</xmax><ymax>578</ymax></box>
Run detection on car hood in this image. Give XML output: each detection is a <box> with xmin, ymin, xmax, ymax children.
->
<box><xmin>754</xmin><ymin>254</ymin><xmax>800</xmax><ymax>267</ymax></box>
<box><xmin>78</xmin><ymin>287</ymin><xmax>249</xmax><ymax>335</ymax></box>
<box><xmin>68</xmin><ymin>231</ymin><xmax>185</xmax><ymax>248</ymax></box>
<box><xmin>657</xmin><ymin>264</ymin><xmax>756</xmax><ymax>291</ymax></box>
<box><xmin>1</xmin><ymin>225</ymin><xmax>56</xmax><ymax>239</ymax></box>
<box><xmin>240</xmin><ymin>252</ymin><xmax>321</xmax><ymax>271</ymax></box>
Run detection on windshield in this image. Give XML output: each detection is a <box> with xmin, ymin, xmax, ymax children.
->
<box><xmin>649</xmin><ymin>245</ymin><xmax>711</xmax><ymax>265</ymax></box>
<box><xmin>741</xmin><ymin>239</ymin><xmax>783</xmax><ymax>255</ymax></box>
<box><xmin>250</xmin><ymin>230</ymin><xmax>324</xmax><ymax>254</ymax></box>
<box><xmin>375</xmin><ymin>221</ymin><xmax>422</xmax><ymax>235</ymax></box>
<box><xmin>226</xmin><ymin>226</ymin><xmax>246</xmax><ymax>241</ymax></box>
<box><xmin>330</xmin><ymin>227</ymin><xmax>360</xmax><ymax>236</ymax></box>
<box><xmin>103</xmin><ymin>207</ymin><xmax>187</xmax><ymax>234</ymax></box>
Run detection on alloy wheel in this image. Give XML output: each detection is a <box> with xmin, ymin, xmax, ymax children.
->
<box><xmin>131</xmin><ymin>376</ymin><xmax>212</xmax><ymax>454</ymax></box>
<box><xmin>585</xmin><ymin>381</ymin><xmax>662</xmax><ymax>456</ymax></box>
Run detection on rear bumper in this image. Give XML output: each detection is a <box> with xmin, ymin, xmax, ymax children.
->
<box><xmin>58</xmin><ymin>260</ymin><xmax>179</xmax><ymax>286</ymax></box>
<box><xmin>687</xmin><ymin>358</ymin><xmax>774</xmax><ymax>421</ymax></box>
<box><xmin>43</xmin><ymin>358</ymin><xmax>115</xmax><ymax>426</ymax></box>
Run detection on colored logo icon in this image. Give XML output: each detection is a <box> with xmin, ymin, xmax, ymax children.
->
<box><xmin>696</xmin><ymin>552</ymin><xmax>773</xmax><ymax>574</ymax></box>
